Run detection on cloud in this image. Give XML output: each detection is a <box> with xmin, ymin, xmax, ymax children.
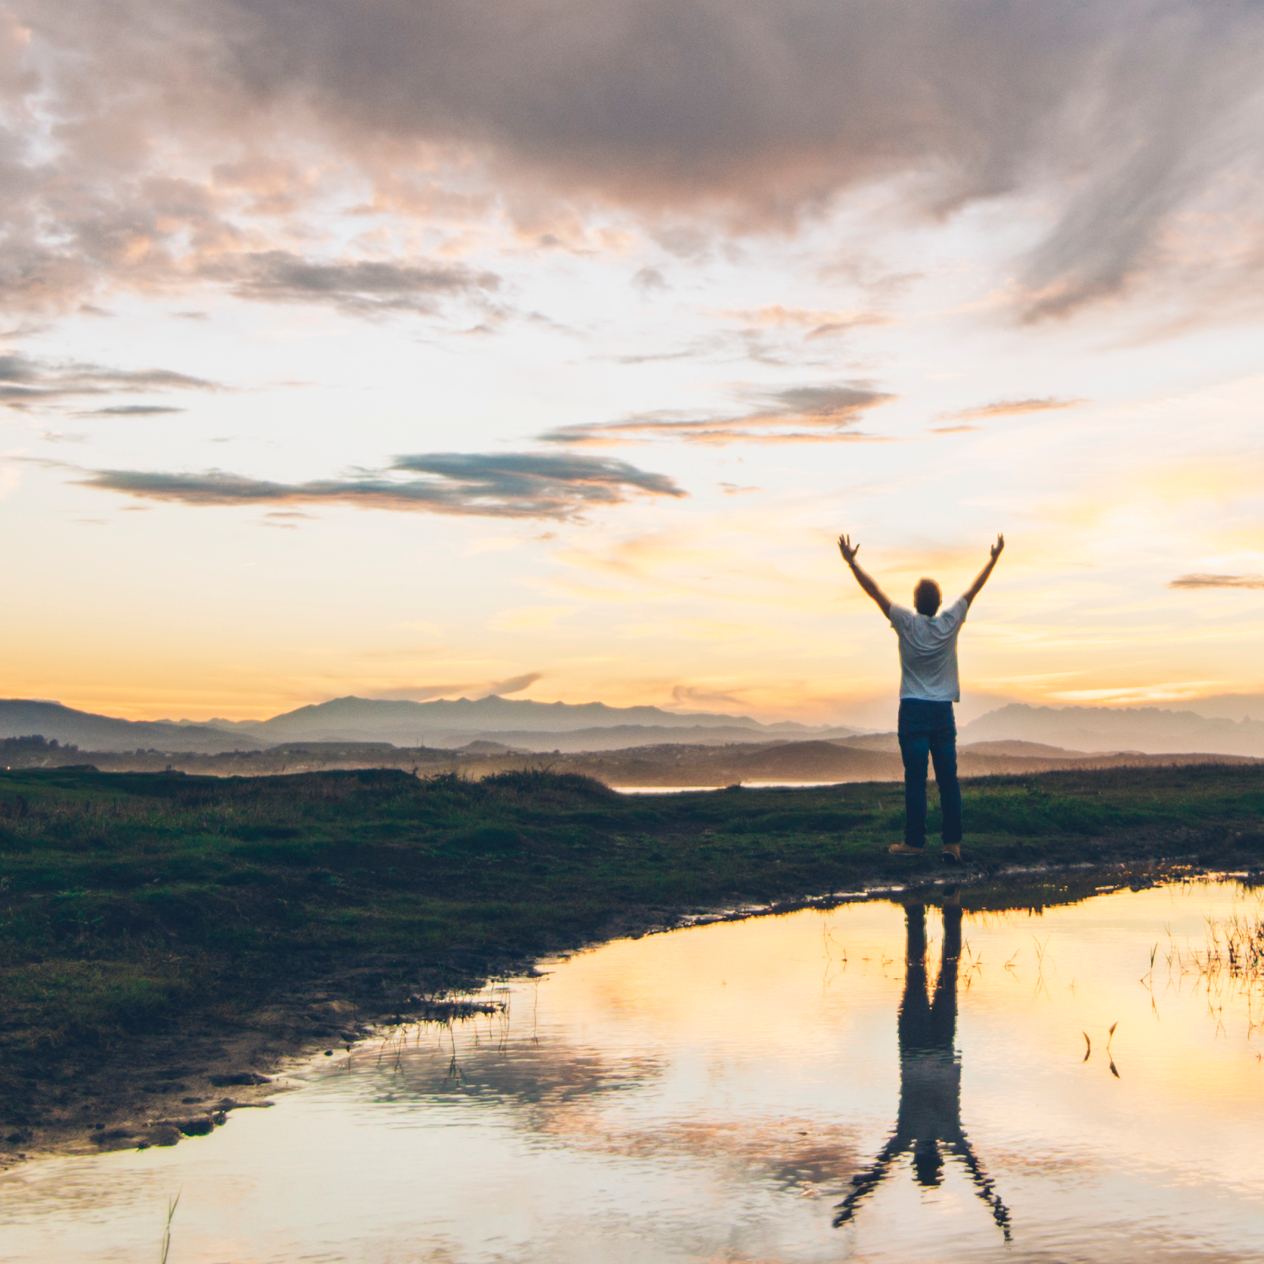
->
<box><xmin>484</xmin><ymin>671</ymin><xmax>543</xmax><ymax>696</ymax></box>
<box><xmin>9</xmin><ymin>1</ymin><xmax>1264</xmax><ymax>322</ymax></box>
<box><xmin>541</xmin><ymin>383</ymin><xmax>895</xmax><ymax>445</ymax></box>
<box><xmin>670</xmin><ymin>683</ymin><xmax>752</xmax><ymax>711</ymax></box>
<box><xmin>365</xmin><ymin>671</ymin><xmax>542</xmax><ymax>702</ymax></box>
<box><xmin>0</xmin><ymin>352</ymin><xmax>216</xmax><ymax>411</ymax></box>
<box><xmin>610</xmin><ymin>349</ymin><xmax>699</xmax><ymax>366</ymax></box>
<box><xmin>75</xmin><ymin>451</ymin><xmax>686</xmax><ymax>519</ymax></box>
<box><xmin>207</xmin><ymin>251</ymin><xmax>500</xmax><ymax>315</ymax></box>
<box><xmin>721</xmin><ymin>305</ymin><xmax>891</xmax><ymax>340</ymax></box>
<box><xmin>1168</xmin><ymin>573</ymin><xmax>1264</xmax><ymax>590</ymax></box>
<box><xmin>632</xmin><ymin>266</ymin><xmax>668</xmax><ymax>293</ymax></box>
<box><xmin>88</xmin><ymin>404</ymin><xmax>185</xmax><ymax>415</ymax></box>
<box><xmin>938</xmin><ymin>397</ymin><xmax>1087</xmax><ymax>423</ymax></box>
<box><xmin>1047</xmin><ymin>681</ymin><xmax>1227</xmax><ymax>703</ymax></box>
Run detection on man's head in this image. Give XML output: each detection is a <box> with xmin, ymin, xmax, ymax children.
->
<box><xmin>913</xmin><ymin>578</ymin><xmax>942</xmax><ymax>616</ymax></box>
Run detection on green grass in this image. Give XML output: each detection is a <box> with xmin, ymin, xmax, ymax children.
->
<box><xmin>0</xmin><ymin>761</ymin><xmax>1261</xmax><ymax>1090</ymax></box>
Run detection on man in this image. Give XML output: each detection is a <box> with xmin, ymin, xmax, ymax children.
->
<box><xmin>837</xmin><ymin>533</ymin><xmax>1004</xmax><ymax>862</ymax></box>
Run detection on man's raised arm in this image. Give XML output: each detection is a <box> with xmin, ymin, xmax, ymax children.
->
<box><xmin>838</xmin><ymin>534</ymin><xmax>893</xmax><ymax>618</ymax></box>
<box><xmin>963</xmin><ymin>534</ymin><xmax>1005</xmax><ymax>607</ymax></box>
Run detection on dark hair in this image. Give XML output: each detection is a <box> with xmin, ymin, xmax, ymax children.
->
<box><xmin>914</xmin><ymin>578</ymin><xmax>941</xmax><ymax>616</ymax></box>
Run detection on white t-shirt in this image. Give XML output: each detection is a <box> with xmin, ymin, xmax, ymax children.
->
<box><xmin>888</xmin><ymin>596</ymin><xmax>969</xmax><ymax>702</ymax></box>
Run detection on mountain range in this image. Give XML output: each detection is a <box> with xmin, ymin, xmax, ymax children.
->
<box><xmin>959</xmin><ymin>703</ymin><xmax>1264</xmax><ymax>756</ymax></box>
<box><xmin>203</xmin><ymin>694</ymin><xmax>836</xmax><ymax>746</ymax></box>
<box><xmin>0</xmin><ymin>696</ymin><xmax>855</xmax><ymax>754</ymax></box>
<box><xmin>5</xmin><ymin>695</ymin><xmax>1264</xmax><ymax>758</ymax></box>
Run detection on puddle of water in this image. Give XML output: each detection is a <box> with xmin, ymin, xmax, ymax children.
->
<box><xmin>3</xmin><ymin>880</ymin><xmax>1264</xmax><ymax>1263</ymax></box>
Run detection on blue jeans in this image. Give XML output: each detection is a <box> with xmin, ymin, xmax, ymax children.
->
<box><xmin>897</xmin><ymin>699</ymin><xmax>962</xmax><ymax>847</ymax></box>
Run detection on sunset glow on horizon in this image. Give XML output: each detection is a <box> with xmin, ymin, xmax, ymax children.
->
<box><xmin>3</xmin><ymin>2</ymin><xmax>1264</xmax><ymax>724</ymax></box>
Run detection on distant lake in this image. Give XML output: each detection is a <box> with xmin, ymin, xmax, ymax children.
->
<box><xmin>616</xmin><ymin>780</ymin><xmax>849</xmax><ymax>793</ymax></box>
<box><xmin>3</xmin><ymin>880</ymin><xmax>1263</xmax><ymax>1262</ymax></box>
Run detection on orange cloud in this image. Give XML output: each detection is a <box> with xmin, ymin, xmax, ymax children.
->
<box><xmin>1169</xmin><ymin>573</ymin><xmax>1264</xmax><ymax>590</ymax></box>
<box><xmin>938</xmin><ymin>397</ymin><xmax>1087</xmax><ymax>423</ymax></box>
<box><xmin>541</xmin><ymin>383</ymin><xmax>896</xmax><ymax>446</ymax></box>
<box><xmin>720</xmin><ymin>304</ymin><xmax>893</xmax><ymax>339</ymax></box>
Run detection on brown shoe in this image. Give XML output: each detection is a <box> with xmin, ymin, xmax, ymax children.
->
<box><xmin>942</xmin><ymin>844</ymin><xmax>962</xmax><ymax>865</ymax></box>
<box><xmin>888</xmin><ymin>843</ymin><xmax>926</xmax><ymax>856</ymax></box>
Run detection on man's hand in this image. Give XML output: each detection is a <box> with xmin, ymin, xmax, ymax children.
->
<box><xmin>965</xmin><ymin>533</ymin><xmax>1005</xmax><ymax>606</ymax></box>
<box><xmin>838</xmin><ymin>532</ymin><xmax>892</xmax><ymax>617</ymax></box>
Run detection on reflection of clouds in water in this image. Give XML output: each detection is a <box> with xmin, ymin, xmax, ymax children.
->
<box><xmin>542</xmin><ymin>1112</ymin><xmax>863</xmax><ymax>1194</ymax></box>
<box><xmin>364</xmin><ymin>1030</ymin><xmax>865</xmax><ymax>1195</ymax></box>
<box><xmin>981</xmin><ymin>1145</ymin><xmax>1097</xmax><ymax>1178</ymax></box>
<box><xmin>367</xmin><ymin>1032</ymin><xmax>667</xmax><ymax>1109</ymax></box>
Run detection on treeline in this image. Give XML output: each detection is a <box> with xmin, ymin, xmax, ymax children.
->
<box><xmin>0</xmin><ymin>738</ymin><xmax>467</xmax><ymax>775</ymax></box>
<box><xmin>1</xmin><ymin>735</ymin><xmax>81</xmax><ymax>754</ymax></box>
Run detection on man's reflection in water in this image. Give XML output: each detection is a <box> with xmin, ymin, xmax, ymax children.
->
<box><xmin>834</xmin><ymin>898</ymin><xmax>1011</xmax><ymax>1238</ymax></box>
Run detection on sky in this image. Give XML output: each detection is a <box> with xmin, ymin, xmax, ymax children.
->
<box><xmin>2</xmin><ymin>0</ymin><xmax>1264</xmax><ymax>725</ymax></box>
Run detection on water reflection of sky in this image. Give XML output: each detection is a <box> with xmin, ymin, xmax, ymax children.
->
<box><xmin>3</xmin><ymin>881</ymin><xmax>1263</xmax><ymax>1263</ymax></box>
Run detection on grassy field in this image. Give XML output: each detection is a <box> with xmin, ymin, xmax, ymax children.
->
<box><xmin>0</xmin><ymin>761</ymin><xmax>1262</xmax><ymax>1134</ymax></box>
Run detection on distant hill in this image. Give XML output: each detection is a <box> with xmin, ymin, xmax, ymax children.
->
<box><xmin>531</xmin><ymin>738</ymin><xmax>1261</xmax><ymax>788</ymax></box>
<box><xmin>207</xmin><ymin>695</ymin><xmax>859</xmax><ymax>746</ymax></box>
<box><xmin>958</xmin><ymin>739</ymin><xmax>1082</xmax><ymax>759</ymax></box>
<box><xmin>0</xmin><ymin>700</ymin><xmax>266</xmax><ymax>754</ymax></box>
<box><xmin>961</xmin><ymin>703</ymin><xmax>1264</xmax><ymax>757</ymax></box>
<box><xmin>448</xmin><ymin>724</ymin><xmax>862</xmax><ymax>753</ymax></box>
<box><xmin>836</xmin><ymin>732</ymin><xmax>900</xmax><ymax>753</ymax></box>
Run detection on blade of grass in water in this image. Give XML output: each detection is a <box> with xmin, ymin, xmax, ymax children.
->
<box><xmin>159</xmin><ymin>1191</ymin><xmax>180</xmax><ymax>1264</ymax></box>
